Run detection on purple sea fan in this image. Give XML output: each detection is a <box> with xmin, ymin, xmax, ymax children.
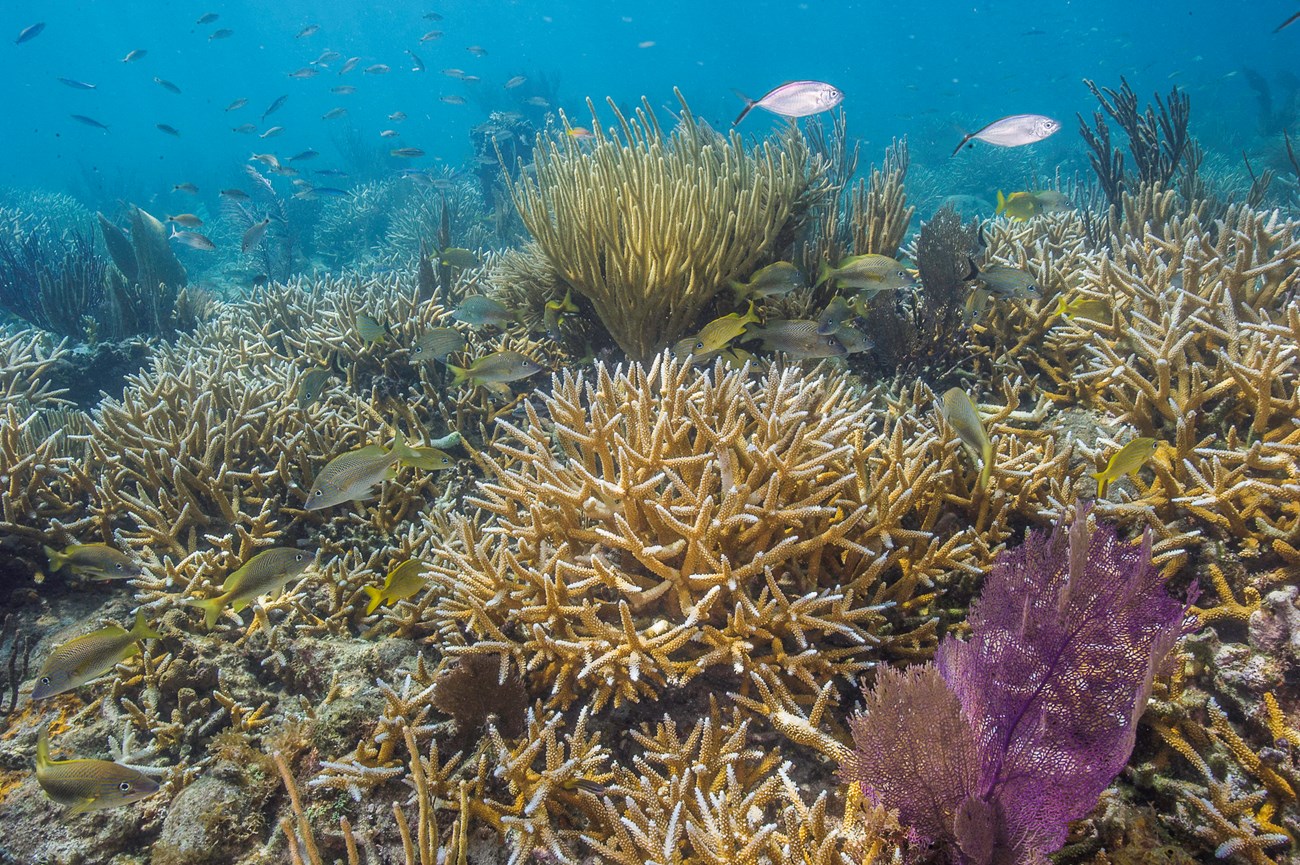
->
<box><xmin>842</xmin><ymin>501</ymin><xmax>1189</xmax><ymax>864</ymax></box>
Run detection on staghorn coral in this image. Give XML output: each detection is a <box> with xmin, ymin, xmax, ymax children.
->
<box><xmin>509</xmin><ymin>91</ymin><xmax>819</xmax><ymax>361</ymax></box>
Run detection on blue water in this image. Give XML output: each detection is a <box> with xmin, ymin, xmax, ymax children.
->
<box><xmin>1</xmin><ymin>0</ymin><xmax>1295</xmax><ymax>210</ymax></box>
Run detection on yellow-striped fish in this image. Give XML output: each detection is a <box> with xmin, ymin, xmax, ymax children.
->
<box><xmin>296</xmin><ymin>367</ymin><xmax>332</xmax><ymax>409</ymax></box>
<box><xmin>36</xmin><ymin>726</ymin><xmax>160</xmax><ymax>814</ymax></box>
<box><xmin>362</xmin><ymin>560</ymin><xmax>428</xmax><ymax>614</ymax></box>
<box><xmin>673</xmin><ymin>301</ymin><xmax>759</xmax><ymax>358</ymax></box>
<box><xmin>187</xmin><ymin>547</ymin><xmax>315</xmax><ymax>627</ymax></box>
<box><xmin>355</xmin><ymin>314</ymin><xmax>388</xmax><ymax>344</ymax></box>
<box><xmin>307</xmin><ymin>433</ymin><xmax>447</xmax><ymax>510</ymax></box>
<box><xmin>543</xmin><ymin>288</ymin><xmax>578</xmax><ymax>342</ymax></box>
<box><xmin>446</xmin><ymin>351</ymin><xmax>543</xmax><ymax>388</ymax></box>
<box><xmin>941</xmin><ymin>388</ymin><xmax>993</xmax><ymax>490</ymax></box>
<box><xmin>412</xmin><ymin>327</ymin><xmax>467</xmax><ymax>362</ymax></box>
<box><xmin>43</xmin><ymin>543</ymin><xmax>141</xmax><ymax>580</ymax></box>
<box><xmin>1092</xmin><ymin>437</ymin><xmax>1158</xmax><ymax>497</ymax></box>
<box><xmin>31</xmin><ymin>613</ymin><xmax>160</xmax><ymax>700</ymax></box>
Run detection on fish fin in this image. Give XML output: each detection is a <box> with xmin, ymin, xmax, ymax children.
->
<box><xmin>741</xmin><ymin>300</ymin><xmax>758</xmax><ymax>327</ymax></box>
<box><xmin>362</xmin><ymin>586</ymin><xmax>384</xmax><ymax>615</ymax></box>
<box><xmin>447</xmin><ymin>364</ymin><xmax>469</xmax><ymax>386</ymax></box>
<box><xmin>731</xmin><ymin>90</ymin><xmax>756</xmax><ymax>126</ymax></box>
<box><xmin>814</xmin><ymin>261</ymin><xmax>834</xmax><ymax>288</ymax></box>
<box><xmin>978</xmin><ymin>443</ymin><xmax>993</xmax><ymax>491</ymax></box>
<box><xmin>67</xmin><ymin>798</ymin><xmax>96</xmax><ymax>815</ymax></box>
<box><xmin>951</xmin><ymin>132</ymin><xmax>976</xmax><ymax>157</ymax></box>
<box><xmin>995</xmin><ymin>190</ymin><xmax>1006</xmax><ymax>215</ymax></box>
<box><xmin>36</xmin><ymin>725</ymin><xmax>51</xmax><ymax>770</ymax></box>
<box><xmin>185</xmin><ymin>596</ymin><xmax>223</xmax><ymax>629</ymax></box>
<box><xmin>963</xmin><ymin>257</ymin><xmax>980</xmax><ymax>282</ymax></box>
<box><xmin>130</xmin><ymin>612</ymin><xmax>161</xmax><ymax>641</ymax></box>
<box><xmin>43</xmin><ymin>545</ymin><xmax>66</xmax><ymax>572</ymax></box>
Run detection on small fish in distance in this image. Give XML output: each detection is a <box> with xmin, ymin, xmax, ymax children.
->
<box><xmin>951</xmin><ymin>114</ymin><xmax>1060</xmax><ymax>156</ymax></box>
<box><xmin>15</xmin><ymin>22</ymin><xmax>45</xmax><ymax>44</ymax></box>
<box><xmin>121</xmin><ymin>49</ymin><xmax>147</xmax><ymax>62</ymax></box>
<box><xmin>242</xmin><ymin>216</ymin><xmax>272</xmax><ymax>253</ymax></box>
<box><xmin>209</xmin><ymin>28</ymin><xmax>234</xmax><ymax>40</ymax></box>
<box><xmin>70</xmin><ymin>114</ymin><xmax>109</xmax><ymax>131</ymax></box>
<box><xmin>57</xmin><ymin>78</ymin><xmax>96</xmax><ymax>90</ymax></box>
<box><xmin>296</xmin><ymin>24</ymin><xmax>320</xmax><ymax>38</ymax></box>
<box><xmin>1274</xmin><ymin>10</ymin><xmax>1300</xmax><ymax>32</ymax></box>
<box><xmin>732</xmin><ymin>80</ymin><xmax>844</xmax><ymax>126</ymax></box>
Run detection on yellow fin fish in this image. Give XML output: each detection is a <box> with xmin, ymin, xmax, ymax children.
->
<box><xmin>296</xmin><ymin>367</ymin><xmax>332</xmax><ymax>409</ymax></box>
<box><xmin>543</xmin><ymin>287</ymin><xmax>578</xmax><ymax>342</ymax></box>
<box><xmin>446</xmin><ymin>350</ymin><xmax>544</xmax><ymax>388</ymax></box>
<box><xmin>307</xmin><ymin>433</ymin><xmax>441</xmax><ymax>509</ymax></box>
<box><xmin>36</xmin><ymin>726</ymin><xmax>160</xmax><ymax>814</ymax></box>
<box><xmin>355</xmin><ymin>314</ymin><xmax>388</xmax><ymax>344</ymax></box>
<box><xmin>995</xmin><ymin>190</ymin><xmax>1041</xmax><ymax>222</ymax></box>
<box><xmin>1053</xmin><ymin>294</ymin><xmax>1111</xmax><ymax>323</ymax></box>
<box><xmin>941</xmin><ymin>388</ymin><xmax>993</xmax><ymax>490</ymax></box>
<box><xmin>186</xmin><ymin>547</ymin><xmax>314</xmax><ymax>627</ymax></box>
<box><xmin>672</xmin><ymin>301</ymin><xmax>759</xmax><ymax>358</ymax></box>
<box><xmin>362</xmin><ymin>559</ymin><xmax>428</xmax><ymax>614</ymax></box>
<box><xmin>43</xmin><ymin>543</ymin><xmax>141</xmax><ymax>580</ymax></box>
<box><xmin>729</xmin><ymin>261</ymin><xmax>803</xmax><ymax>300</ymax></box>
<box><xmin>1092</xmin><ymin>437</ymin><xmax>1158</xmax><ymax>498</ymax></box>
<box><xmin>31</xmin><ymin>612</ymin><xmax>160</xmax><ymax>700</ymax></box>
<box><xmin>815</xmin><ymin>254</ymin><xmax>916</xmax><ymax>293</ymax></box>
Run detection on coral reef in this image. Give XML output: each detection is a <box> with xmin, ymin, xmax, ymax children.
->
<box><xmin>509</xmin><ymin>92</ymin><xmax>820</xmax><ymax>361</ymax></box>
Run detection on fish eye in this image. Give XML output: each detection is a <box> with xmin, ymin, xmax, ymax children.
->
<box><xmin>115</xmin><ymin>563</ymin><xmax>124</xmax><ymax>570</ymax></box>
<box><xmin>313</xmin><ymin>490</ymin><xmax>322</xmax><ymax>497</ymax></box>
<box><xmin>295</xmin><ymin>553</ymin><xmax>305</xmax><ymax>561</ymax></box>
<box><xmin>40</xmin><ymin>676</ymin><xmax>50</xmax><ymax>686</ymax></box>
<box><xmin>413</xmin><ymin>345</ymin><xmax>423</xmax><ymax>353</ymax></box>
<box><xmin>118</xmin><ymin>781</ymin><xmax>132</xmax><ymax>792</ymax></box>
<box><xmin>694</xmin><ymin>341</ymin><xmax>704</xmax><ymax>350</ymax></box>
<box><xmin>897</xmin><ymin>270</ymin><xmax>906</xmax><ymax>277</ymax></box>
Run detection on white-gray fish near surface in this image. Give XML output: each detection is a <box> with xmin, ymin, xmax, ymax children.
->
<box><xmin>733</xmin><ymin>80</ymin><xmax>844</xmax><ymax>126</ymax></box>
<box><xmin>242</xmin><ymin>217</ymin><xmax>271</xmax><ymax>253</ymax></box>
<box><xmin>952</xmin><ymin>114</ymin><xmax>1061</xmax><ymax>156</ymax></box>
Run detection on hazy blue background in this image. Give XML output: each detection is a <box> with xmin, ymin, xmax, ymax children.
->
<box><xmin>1</xmin><ymin>0</ymin><xmax>1295</xmax><ymax>205</ymax></box>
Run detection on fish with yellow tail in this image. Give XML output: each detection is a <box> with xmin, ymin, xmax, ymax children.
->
<box><xmin>363</xmin><ymin>560</ymin><xmax>428</xmax><ymax>614</ymax></box>
<box><xmin>446</xmin><ymin>350</ymin><xmax>543</xmax><ymax>388</ymax></box>
<box><xmin>31</xmin><ymin>612</ymin><xmax>160</xmax><ymax>700</ymax></box>
<box><xmin>36</xmin><ymin>726</ymin><xmax>160</xmax><ymax>814</ymax></box>
<box><xmin>1092</xmin><ymin>437</ymin><xmax>1158</xmax><ymax>498</ymax></box>
<box><xmin>941</xmin><ymin>388</ymin><xmax>993</xmax><ymax>490</ymax></box>
<box><xmin>43</xmin><ymin>543</ymin><xmax>141</xmax><ymax>580</ymax></box>
<box><xmin>186</xmin><ymin>547</ymin><xmax>314</xmax><ymax>627</ymax></box>
<box><xmin>995</xmin><ymin>190</ymin><xmax>1041</xmax><ymax>222</ymax></box>
<box><xmin>307</xmin><ymin>433</ymin><xmax>449</xmax><ymax>510</ymax></box>
<box><xmin>542</xmin><ymin>288</ymin><xmax>579</xmax><ymax>342</ymax></box>
<box><xmin>746</xmin><ymin>319</ymin><xmax>846</xmax><ymax>359</ymax></box>
<box><xmin>815</xmin><ymin>254</ymin><xmax>917</xmax><ymax>296</ymax></box>
<box><xmin>671</xmin><ymin>301</ymin><xmax>759</xmax><ymax>358</ymax></box>
<box><xmin>729</xmin><ymin>261</ymin><xmax>803</xmax><ymax>300</ymax></box>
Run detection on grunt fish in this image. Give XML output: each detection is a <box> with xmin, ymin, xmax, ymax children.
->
<box><xmin>260</xmin><ymin>125</ymin><xmax>284</xmax><ymax>138</ymax></box>
<box><xmin>296</xmin><ymin>24</ymin><xmax>320</xmax><ymax>38</ymax></box>
<box><xmin>966</xmin><ymin>260</ymin><xmax>1040</xmax><ymax>299</ymax></box>
<box><xmin>340</xmin><ymin>56</ymin><xmax>361</xmax><ymax>74</ymax></box>
<box><xmin>816</xmin><ymin>296</ymin><xmax>853</xmax><ymax>335</ymax></box>
<box><xmin>153</xmin><ymin>77</ymin><xmax>181</xmax><ymax>94</ymax></box>
<box><xmin>170</xmin><ymin>229</ymin><xmax>216</xmax><ymax>251</ymax></box>
<box><xmin>31</xmin><ymin>612</ymin><xmax>160</xmax><ymax>700</ymax></box>
<box><xmin>121</xmin><ymin>49</ymin><xmax>147</xmax><ymax>63</ymax></box>
<box><xmin>732</xmin><ymin>80</ymin><xmax>844</xmax><ymax>126</ymax></box>
<box><xmin>196</xmin><ymin>12</ymin><xmax>219</xmax><ymax>24</ymax></box>
<box><xmin>1092</xmin><ymin>437</ymin><xmax>1158</xmax><ymax>498</ymax></box>
<box><xmin>365</xmin><ymin>64</ymin><xmax>390</xmax><ymax>74</ymax></box>
<box><xmin>406</xmin><ymin>49</ymin><xmax>426</xmax><ymax>72</ymax></box>
<box><xmin>729</xmin><ymin>261</ymin><xmax>803</xmax><ymax>300</ymax></box>
<box><xmin>504</xmin><ymin>75</ymin><xmax>527</xmax><ymax>89</ymax></box>
<box><xmin>673</xmin><ymin>301</ymin><xmax>758</xmax><ymax>358</ymax></box>
<box><xmin>297</xmin><ymin>367</ymin><xmax>333</xmax><ymax>409</ymax></box>
<box><xmin>355</xmin><ymin>314</ymin><xmax>387</xmax><ymax>343</ymax></box>
<box><xmin>241</xmin><ymin>216</ymin><xmax>271</xmax><ymax>253</ymax></box>
<box><xmin>287</xmin><ymin>149</ymin><xmax>319</xmax><ymax>162</ymax></box>
<box><xmin>165</xmin><ymin>213</ymin><xmax>203</xmax><ymax>228</ymax></box>
<box><xmin>952</xmin><ymin>114</ymin><xmax>1061</xmax><ymax>156</ymax></box>
<box><xmin>289</xmin><ymin>67</ymin><xmax>319</xmax><ymax>79</ymax></box>
<box><xmin>187</xmin><ymin>548</ymin><xmax>314</xmax><ymax>626</ymax></box>
<box><xmin>447</xmin><ymin>351</ymin><xmax>543</xmax><ymax>388</ymax></box>
<box><xmin>412</xmin><ymin>327</ymin><xmax>467</xmax><ymax>361</ymax></box>
<box><xmin>451</xmin><ymin>295</ymin><xmax>515</xmax><ymax>329</ymax></box>
<box><xmin>390</xmin><ymin>147</ymin><xmax>425</xmax><ymax>158</ymax></box>
<box><xmin>438</xmin><ymin>247</ymin><xmax>479</xmax><ymax>269</ymax></box>
<box><xmin>172</xmin><ymin>182</ymin><xmax>199</xmax><ymax>194</ymax></box>
<box><xmin>332</xmin><ymin>85</ymin><xmax>357</xmax><ymax>95</ymax></box>
<box><xmin>363</xmin><ymin>560</ymin><xmax>429</xmax><ymax>614</ymax></box>
<box><xmin>941</xmin><ymin>388</ymin><xmax>993</xmax><ymax>490</ymax></box>
<box><xmin>209</xmin><ymin>28</ymin><xmax>234</xmax><ymax>40</ymax></box>
<box><xmin>816</xmin><ymin>254</ymin><xmax>916</xmax><ymax>294</ymax></box>
<box><xmin>36</xmin><ymin>726</ymin><xmax>160</xmax><ymax>814</ymax></box>
<box><xmin>43</xmin><ymin>543</ymin><xmax>140</xmax><ymax>580</ymax></box>
<box><xmin>307</xmin><ymin>434</ymin><xmax>443</xmax><ymax>510</ymax></box>
<box><xmin>322</xmin><ymin>107</ymin><xmax>348</xmax><ymax>120</ymax></box>
<box><xmin>542</xmin><ymin>288</ymin><xmax>578</xmax><ymax>342</ymax></box>
<box><xmin>225</xmin><ymin>97</ymin><xmax>248</xmax><ymax>111</ymax></box>
<box><xmin>747</xmin><ymin>319</ymin><xmax>846</xmax><ymax>359</ymax></box>
<box><xmin>440</xmin><ymin>94</ymin><xmax>466</xmax><ymax>105</ymax></box>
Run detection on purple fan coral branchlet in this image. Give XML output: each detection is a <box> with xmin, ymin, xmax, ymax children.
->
<box><xmin>841</xmin><ymin>501</ymin><xmax>1190</xmax><ymax>864</ymax></box>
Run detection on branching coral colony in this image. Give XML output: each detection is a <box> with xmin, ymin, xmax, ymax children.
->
<box><xmin>2</xmin><ymin>79</ymin><xmax>1300</xmax><ymax>865</ymax></box>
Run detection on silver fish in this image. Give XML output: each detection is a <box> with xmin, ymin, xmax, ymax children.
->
<box><xmin>153</xmin><ymin>77</ymin><xmax>181</xmax><ymax>94</ymax></box>
<box><xmin>951</xmin><ymin>114</ymin><xmax>1061</xmax><ymax>156</ymax></box>
<box><xmin>242</xmin><ymin>217</ymin><xmax>271</xmax><ymax>254</ymax></box>
<box><xmin>261</xmin><ymin>95</ymin><xmax>288</xmax><ymax>121</ymax></box>
<box><xmin>170</xmin><ymin>229</ymin><xmax>216</xmax><ymax>251</ymax></box>
<box><xmin>733</xmin><ymin>80</ymin><xmax>844</xmax><ymax>126</ymax></box>
<box><xmin>57</xmin><ymin>78</ymin><xmax>96</xmax><ymax>90</ymax></box>
<box><xmin>15</xmin><ymin>22</ymin><xmax>45</xmax><ymax>45</ymax></box>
